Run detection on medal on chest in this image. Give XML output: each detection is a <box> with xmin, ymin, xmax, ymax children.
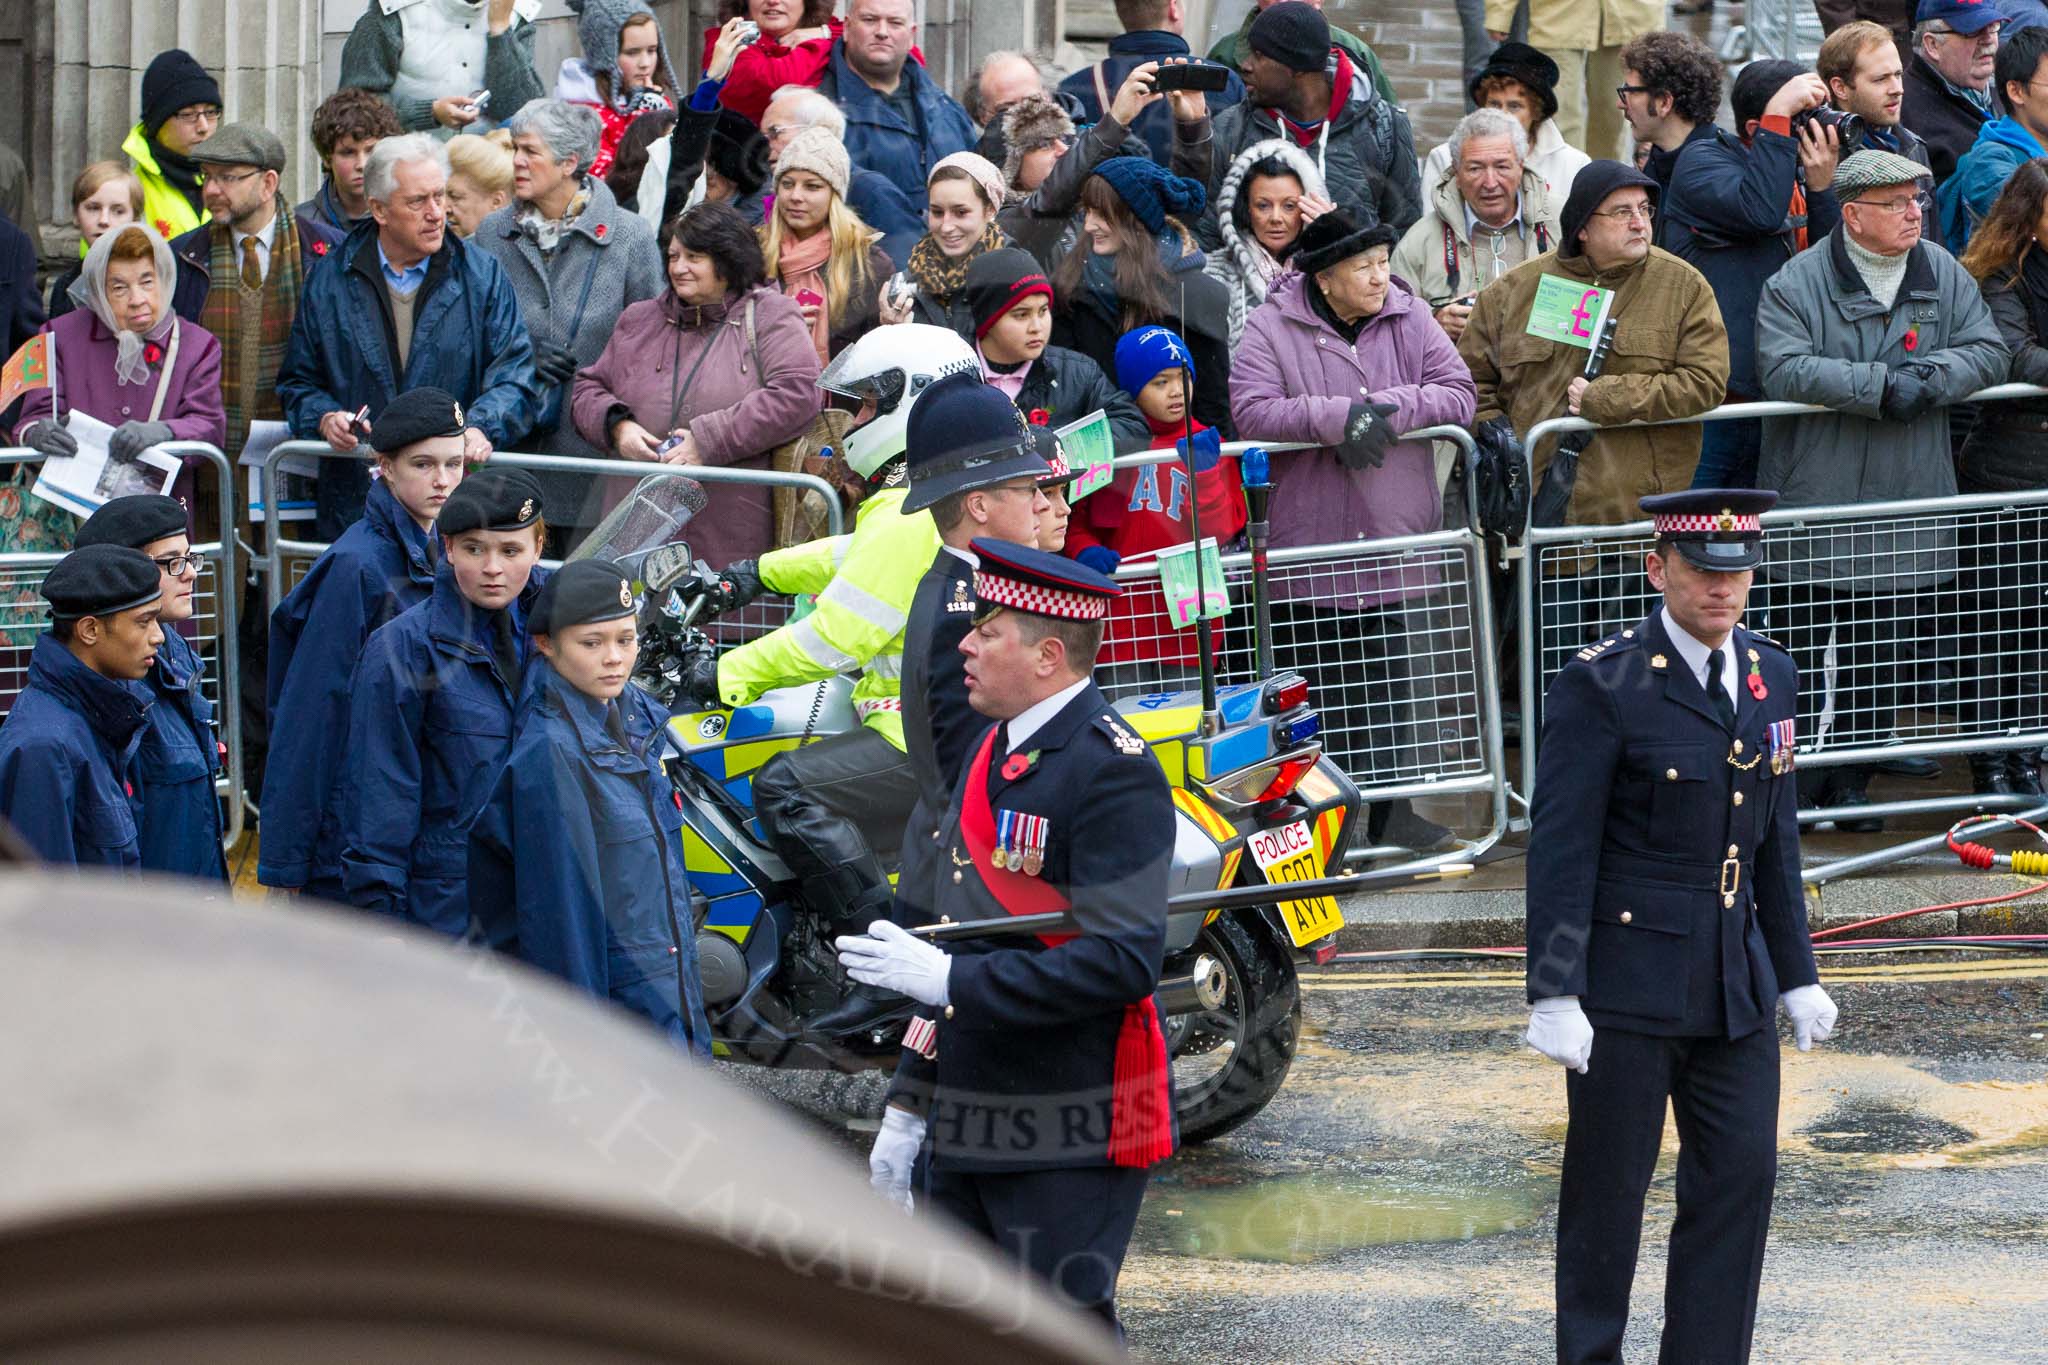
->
<box><xmin>1768</xmin><ymin>717</ymin><xmax>1796</xmax><ymax>775</ymax></box>
<box><xmin>992</xmin><ymin>809</ymin><xmax>1048</xmax><ymax>876</ymax></box>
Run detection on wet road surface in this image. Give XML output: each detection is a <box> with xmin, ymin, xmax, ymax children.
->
<box><xmin>1116</xmin><ymin>956</ymin><xmax>2048</xmax><ymax>1364</ymax></box>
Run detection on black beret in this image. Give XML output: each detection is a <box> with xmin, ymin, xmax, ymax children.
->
<box><xmin>73</xmin><ymin>494</ymin><xmax>189</xmax><ymax>551</ymax></box>
<box><xmin>43</xmin><ymin>544</ymin><xmax>164</xmax><ymax>620</ymax></box>
<box><xmin>371</xmin><ymin>386</ymin><xmax>468</xmax><ymax>454</ymax></box>
<box><xmin>438</xmin><ymin>469</ymin><xmax>545</xmax><ymax>538</ymax></box>
<box><xmin>530</xmin><ymin>559</ymin><xmax>637</xmax><ymax>635</ymax></box>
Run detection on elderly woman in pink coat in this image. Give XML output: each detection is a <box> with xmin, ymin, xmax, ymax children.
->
<box><xmin>17</xmin><ymin>222</ymin><xmax>225</xmax><ymax>524</ymax></box>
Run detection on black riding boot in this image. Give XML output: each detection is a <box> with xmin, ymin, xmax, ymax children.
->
<box><xmin>803</xmin><ymin>883</ymin><xmax>912</xmax><ymax>1040</ymax></box>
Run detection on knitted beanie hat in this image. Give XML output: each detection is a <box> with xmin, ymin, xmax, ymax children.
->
<box><xmin>1248</xmin><ymin>2</ymin><xmax>1332</xmax><ymax>74</ymax></box>
<box><xmin>930</xmin><ymin>150</ymin><xmax>1009</xmax><ymax>211</ymax></box>
<box><xmin>1092</xmin><ymin>156</ymin><xmax>1207</xmax><ymax>235</ymax></box>
<box><xmin>775</xmin><ymin>125</ymin><xmax>850</xmax><ymax>200</ymax></box>
<box><xmin>141</xmin><ymin>49</ymin><xmax>222</xmax><ymax>137</ymax></box>
<box><xmin>965</xmin><ymin>247</ymin><xmax>1054</xmax><ymax>339</ymax></box>
<box><xmin>998</xmin><ymin>93</ymin><xmax>1076</xmax><ymax>191</ymax></box>
<box><xmin>1114</xmin><ymin>325</ymin><xmax>1198</xmax><ymax>396</ymax></box>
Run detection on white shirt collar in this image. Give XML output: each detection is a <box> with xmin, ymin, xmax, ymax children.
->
<box><xmin>235</xmin><ymin>214</ymin><xmax>278</xmax><ymax>254</ymax></box>
<box><xmin>941</xmin><ymin>543</ymin><xmax>978</xmax><ymax>568</ymax></box>
<box><xmin>1006</xmin><ymin>676</ymin><xmax>1091</xmax><ymax>753</ymax></box>
<box><xmin>1464</xmin><ymin>193</ymin><xmax>1524</xmax><ymax>238</ymax></box>
<box><xmin>1661</xmin><ymin>606</ymin><xmax>1738</xmax><ymax>706</ymax></box>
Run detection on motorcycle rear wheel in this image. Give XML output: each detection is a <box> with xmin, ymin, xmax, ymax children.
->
<box><xmin>1167</xmin><ymin>910</ymin><xmax>1301</xmax><ymax>1145</ymax></box>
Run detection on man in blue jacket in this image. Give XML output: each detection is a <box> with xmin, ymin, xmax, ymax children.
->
<box><xmin>260</xmin><ymin>388</ymin><xmax>466</xmax><ymax>903</ymax></box>
<box><xmin>814</xmin><ymin>0</ymin><xmax>978</xmax><ymax>213</ymax></box>
<box><xmin>73</xmin><ymin>496</ymin><xmax>227</xmax><ymax>884</ymax></box>
<box><xmin>278</xmin><ymin>131</ymin><xmax>539</xmax><ymax>541</ymax></box>
<box><xmin>1940</xmin><ymin>23</ymin><xmax>2048</xmax><ymax>248</ymax></box>
<box><xmin>0</xmin><ymin>546</ymin><xmax>163</xmax><ymax>870</ymax></box>
<box><xmin>1057</xmin><ymin>0</ymin><xmax>1244</xmax><ymax>165</ymax></box>
<box><xmin>1664</xmin><ymin>61</ymin><xmax>1844</xmax><ymax>488</ymax></box>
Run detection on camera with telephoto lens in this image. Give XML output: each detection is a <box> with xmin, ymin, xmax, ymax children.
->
<box><xmin>1790</xmin><ymin>105</ymin><xmax>1866</xmax><ymax>154</ymax></box>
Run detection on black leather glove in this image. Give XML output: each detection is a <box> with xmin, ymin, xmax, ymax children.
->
<box><xmin>534</xmin><ymin>346</ymin><xmax>580</xmax><ymax>386</ymax></box>
<box><xmin>22</xmin><ymin>420</ymin><xmax>78</xmax><ymax>459</ymax></box>
<box><xmin>678</xmin><ymin>642</ymin><xmax>722</xmax><ymax>710</ymax></box>
<box><xmin>1880</xmin><ymin>369</ymin><xmax>1940</xmax><ymax>423</ymax></box>
<box><xmin>707</xmin><ymin>559</ymin><xmax>765</xmax><ymax>615</ymax></box>
<box><xmin>108</xmin><ymin>420</ymin><xmax>174</xmax><ymax>464</ymax></box>
<box><xmin>1333</xmin><ymin>400</ymin><xmax>1401</xmax><ymax>470</ymax></box>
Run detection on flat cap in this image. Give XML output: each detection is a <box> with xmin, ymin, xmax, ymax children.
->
<box><xmin>1832</xmin><ymin>149</ymin><xmax>1929</xmax><ymax>201</ymax></box>
<box><xmin>439</xmin><ymin>469</ymin><xmax>545</xmax><ymax>539</ymax></box>
<box><xmin>73</xmin><ymin>495</ymin><xmax>189</xmax><ymax>551</ymax></box>
<box><xmin>188</xmin><ymin>122</ymin><xmax>286</xmax><ymax>173</ymax></box>
<box><xmin>530</xmin><ymin>559</ymin><xmax>637</xmax><ymax>636</ymax></box>
<box><xmin>372</xmin><ymin>387</ymin><xmax>468</xmax><ymax>454</ymax></box>
<box><xmin>43</xmin><ymin>544</ymin><xmax>164</xmax><ymax>620</ymax></box>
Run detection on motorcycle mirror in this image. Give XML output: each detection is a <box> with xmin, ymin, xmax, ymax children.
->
<box><xmin>643</xmin><ymin>543</ymin><xmax>697</xmax><ymax>593</ymax></box>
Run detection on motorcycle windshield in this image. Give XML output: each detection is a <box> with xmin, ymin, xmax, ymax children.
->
<box><xmin>567</xmin><ymin>472</ymin><xmax>708</xmax><ymax>565</ymax></box>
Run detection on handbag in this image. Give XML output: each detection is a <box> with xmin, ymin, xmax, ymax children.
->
<box><xmin>1469</xmin><ymin>416</ymin><xmax>1529</xmax><ymax>539</ymax></box>
<box><xmin>740</xmin><ymin>297</ymin><xmax>855</xmax><ymax>548</ymax></box>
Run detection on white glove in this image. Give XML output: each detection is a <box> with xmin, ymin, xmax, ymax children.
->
<box><xmin>870</xmin><ymin>1105</ymin><xmax>925</xmax><ymax>1213</ymax></box>
<box><xmin>1525</xmin><ymin>995</ymin><xmax>1594</xmax><ymax>1073</ymax></box>
<box><xmin>1780</xmin><ymin>983</ymin><xmax>1838</xmax><ymax>1051</ymax></box>
<box><xmin>837</xmin><ymin>919</ymin><xmax>952</xmax><ymax>1007</ymax></box>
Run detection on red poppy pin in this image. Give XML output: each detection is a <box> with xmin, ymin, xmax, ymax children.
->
<box><xmin>594</xmin><ymin>223</ymin><xmax>608</xmax><ymax>239</ymax></box>
<box><xmin>154</xmin><ymin>219</ymin><xmax>171</xmax><ymax>237</ymax></box>
<box><xmin>1001</xmin><ymin>749</ymin><xmax>1040</xmax><ymax>781</ymax></box>
<box><xmin>143</xmin><ymin>341</ymin><xmax>163</xmax><ymax>366</ymax></box>
<box><xmin>1747</xmin><ymin>662</ymin><xmax>1768</xmax><ymax>700</ymax></box>
<box><xmin>1027</xmin><ymin>408</ymin><xmax>1050</xmax><ymax>426</ymax></box>
<box><xmin>1903</xmin><ymin>328</ymin><xmax>1919</xmax><ymax>352</ymax></box>
<box><xmin>312</xmin><ymin>239</ymin><xmax>329</xmax><ymax>257</ymax></box>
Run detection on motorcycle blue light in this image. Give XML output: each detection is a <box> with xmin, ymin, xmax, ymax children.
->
<box><xmin>1273</xmin><ymin>710</ymin><xmax>1321</xmax><ymax>747</ymax></box>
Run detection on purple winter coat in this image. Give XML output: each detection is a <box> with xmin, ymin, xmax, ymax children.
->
<box><xmin>1230</xmin><ymin>271</ymin><xmax>1476</xmax><ymax>608</ymax></box>
<box><xmin>571</xmin><ymin>283</ymin><xmax>824</xmax><ymax>570</ymax></box>
<box><xmin>19</xmin><ymin>310</ymin><xmax>227</xmax><ymax>511</ymax></box>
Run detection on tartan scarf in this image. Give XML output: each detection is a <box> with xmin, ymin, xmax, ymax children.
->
<box><xmin>199</xmin><ymin>198</ymin><xmax>309</xmax><ymax>462</ymax></box>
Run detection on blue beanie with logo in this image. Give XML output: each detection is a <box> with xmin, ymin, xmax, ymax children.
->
<box><xmin>1114</xmin><ymin>325</ymin><xmax>1197</xmax><ymax>396</ymax></box>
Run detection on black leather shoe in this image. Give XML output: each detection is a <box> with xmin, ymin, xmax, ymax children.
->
<box><xmin>2008</xmin><ymin>751</ymin><xmax>2045</xmax><ymax>797</ymax></box>
<box><xmin>1827</xmin><ymin>770</ymin><xmax>1884</xmax><ymax>833</ymax></box>
<box><xmin>803</xmin><ymin>983</ymin><xmax>912</xmax><ymax>1041</ymax></box>
<box><xmin>1972</xmin><ymin>754</ymin><xmax>2017</xmax><ymax>797</ymax></box>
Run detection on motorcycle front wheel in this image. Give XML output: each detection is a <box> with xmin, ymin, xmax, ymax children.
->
<box><xmin>1165</xmin><ymin>910</ymin><xmax>1301</xmax><ymax>1145</ymax></box>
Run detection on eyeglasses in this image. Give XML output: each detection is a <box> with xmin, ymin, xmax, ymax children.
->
<box><xmin>151</xmin><ymin>552</ymin><xmax>202</xmax><ymax>578</ymax></box>
<box><xmin>1614</xmin><ymin>84</ymin><xmax>1653</xmax><ymax>98</ymax></box>
<box><xmin>207</xmin><ymin>168</ymin><xmax>265</xmax><ymax>187</ymax></box>
<box><xmin>1850</xmin><ymin>192</ymin><xmax>1931</xmax><ymax>215</ymax></box>
<box><xmin>1591</xmin><ymin>202</ymin><xmax>1656</xmax><ymax>223</ymax></box>
<box><xmin>169</xmin><ymin>106</ymin><xmax>223</xmax><ymax>128</ymax></box>
<box><xmin>1930</xmin><ymin>21</ymin><xmax>2000</xmax><ymax>41</ymax></box>
<box><xmin>762</xmin><ymin>123</ymin><xmax>801</xmax><ymax>143</ymax></box>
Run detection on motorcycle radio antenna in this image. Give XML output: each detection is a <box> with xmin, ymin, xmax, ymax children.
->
<box><xmin>1175</xmin><ymin>274</ymin><xmax>1222</xmax><ymax>737</ymax></box>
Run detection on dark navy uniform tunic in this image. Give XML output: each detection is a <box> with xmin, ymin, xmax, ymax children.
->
<box><xmin>1529</xmin><ymin>608</ymin><xmax>1822</xmax><ymax>1365</ymax></box>
<box><xmin>895</xmin><ymin>545</ymin><xmax>981</xmax><ymax>921</ymax></box>
<box><xmin>133</xmin><ymin>626</ymin><xmax>227</xmax><ymax>882</ymax></box>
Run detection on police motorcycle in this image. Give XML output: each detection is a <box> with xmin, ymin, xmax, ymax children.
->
<box><xmin>582</xmin><ymin>340</ymin><xmax>1362</xmax><ymax>1144</ymax></box>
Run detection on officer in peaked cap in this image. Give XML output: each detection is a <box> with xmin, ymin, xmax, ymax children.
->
<box><xmin>838</xmin><ymin>538</ymin><xmax>1175</xmax><ymax>1332</ymax></box>
<box><xmin>1525</xmin><ymin>487</ymin><xmax>1839</xmax><ymax>1364</ymax></box>
<box><xmin>799</xmin><ymin>370</ymin><xmax>1051</xmax><ymax>1039</ymax></box>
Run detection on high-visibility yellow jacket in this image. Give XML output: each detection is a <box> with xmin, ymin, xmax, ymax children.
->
<box><xmin>715</xmin><ymin>486</ymin><xmax>940</xmax><ymax>751</ymax></box>
<box><xmin>122</xmin><ymin>124</ymin><xmax>208</xmax><ymax>241</ymax></box>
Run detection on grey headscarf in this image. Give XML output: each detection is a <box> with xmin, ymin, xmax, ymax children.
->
<box><xmin>68</xmin><ymin>222</ymin><xmax>179</xmax><ymax>388</ymax></box>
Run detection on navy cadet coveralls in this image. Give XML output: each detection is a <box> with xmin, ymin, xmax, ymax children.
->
<box><xmin>467</xmin><ymin>662</ymin><xmax>712</xmax><ymax>1056</ymax></box>
<box><xmin>0</xmin><ymin>633</ymin><xmax>150</xmax><ymax>869</ymax></box>
<box><xmin>341</xmin><ymin>562</ymin><xmax>548</xmax><ymax>939</ymax></box>
<box><xmin>261</xmin><ymin>477</ymin><xmax>437</xmax><ymax>898</ymax></box>
<box><xmin>133</xmin><ymin>625</ymin><xmax>227</xmax><ymax>881</ymax></box>
<box><xmin>888</xmin><ymin>681</ymin><xmax>1175</xmax><ymax>1328</ymax></box>
<box><xmin>1528</xmin><ymin>609</ymin><xmax>1821</xmax><ymax>1365</ymax></box>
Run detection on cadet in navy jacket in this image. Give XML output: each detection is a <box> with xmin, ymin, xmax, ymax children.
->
<box><xmin>341</xmin><ymin>470</ymin><xmax>549</xmax><ymax>938</ymax></box>
<box><xmin>260</xmin><ymin>389</ymin><xmax>469</xmax><ymax>900</ymax></box>
<box><xmin>74</xmin><ymin>495</ymin><xmax>226</xmax><ymax>882</ymax></box>
<box><xmin>0</xmin><ymin>546</ymin><xmax>166</xmax><ymax>869</ymax></box>
<box><xmin>467</xmin><ymin>560</ymin><xmax>711</xmax><ymax>1055</ymax></box>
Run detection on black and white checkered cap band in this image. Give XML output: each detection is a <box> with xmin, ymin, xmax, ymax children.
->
<box><xmin>974</xmin><ymin>570</ymin><xmax>1111</xmax><ymax>621</ymax></box>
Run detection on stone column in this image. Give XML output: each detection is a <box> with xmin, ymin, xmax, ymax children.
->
<box><xmin>35</xmin><ymin>0</ymin><xmax>322</xmax><ymax>239</ymax></box>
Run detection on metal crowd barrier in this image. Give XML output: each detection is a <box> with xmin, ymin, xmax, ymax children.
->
<box><xmin>1513</xmin><ymin>385</ymin><xmax>2048</xmax><ymax>833</ymax></box>
<box><xmin>258</xmin><ymin>441</ymin><xmax>846</xmax><ymax>617</ymax></box>
<box><xmin>1721</xmin><ymin>0</ymin><xmax>1826</xmax><ymax>63</ymax></box>
<box><xmin>0</xmin><ymin>442</ymin><xmax>244</xmax><ymax>849</ymax></box>
<box><xmin>1100</xmin><ymin>431</ymin><xmax>1511</xmax><ymax>869</ymax></box>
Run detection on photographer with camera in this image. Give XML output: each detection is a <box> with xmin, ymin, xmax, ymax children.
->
<box><xmin>1821</xmin><ymin>21</ymin><xmax>1943</xmax><ymax>244</ymax></box>
<box><xmin>1660</xmin><ymin>61</ymin><xmax>1845</xmax><ymax>487</ymax></box>
<box><xmin>1941</xmin><ymin>25</ymin><xmax>2048</xmax><ymax>249</ymax></box>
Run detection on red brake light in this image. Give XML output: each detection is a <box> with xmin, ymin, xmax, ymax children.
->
<box><xmin>1253</xmin><ymin>753</ymin><xmax>1318</xmax><ymax>804</ymax></box>
<box><xmin>1264</xmin><ymin>676</ymin><xmax>1309</xmax><ymax>713</ymax></box>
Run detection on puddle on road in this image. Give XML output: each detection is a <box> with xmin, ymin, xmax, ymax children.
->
<box><xmin>1136</xmin><ymin>1169</ymin><xmax>1547</xmax><ymax>1264</ymax></box>
<box><xmin>1802</xmin><ymin>1098</ymin><xmax>1976</xmax><ymax>1155</ymax></box>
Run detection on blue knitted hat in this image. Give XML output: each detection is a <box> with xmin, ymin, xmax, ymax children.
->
<box><xmin>1092</xmin><ymin>157</ymin><xmax>1207</xmax><ymax>235</ymax></box>
<box><xmin>1115</xmin><ymin>325</ymin><xmax>1197</xmax><ymax>396</ymax></box>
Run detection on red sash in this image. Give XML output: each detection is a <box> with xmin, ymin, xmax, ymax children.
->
<box><xmin>958</xmin><ymin>728</ymin><xmax>1173</xmax><ymax>1168</ymax></box>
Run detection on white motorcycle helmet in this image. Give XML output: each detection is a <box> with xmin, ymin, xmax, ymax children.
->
<box><xmin>818</xmin><ymin>324</ymin><xmax>980</xmax><ymax>480</ymax></box>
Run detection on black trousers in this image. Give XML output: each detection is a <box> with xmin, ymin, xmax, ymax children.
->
<box><xmin>1557</xmin><ymin>1024</ymin><xmax>1780</xmax><ymax>1365</ymax></box>
<box><xmin>752</xmin><ymin>726</ymin><xmax>919</xmax><ymax>921</ymax></box>
<box><xmin>926</xmin><ymin>1163</ymin><xmax>1150</xmax><ymax>1331</ymax></box>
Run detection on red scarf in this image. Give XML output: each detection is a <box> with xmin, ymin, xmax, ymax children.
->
<box><xmin>1274</xmin><ymin>50</ymin><xmax>1355</xmax><ymax>148</ymax></box>
<box><xmin>957</xmin><ymin>728</ymin><xmax>1174</xmax><ymax>1167</ymax></box>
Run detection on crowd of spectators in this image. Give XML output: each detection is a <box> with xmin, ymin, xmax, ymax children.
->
<box><xmin>17</xmin><ymin>0</ymin><xmax>2048</xmax><ymax>871</ymax></box>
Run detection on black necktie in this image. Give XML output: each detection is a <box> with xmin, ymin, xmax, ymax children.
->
<box><xmin>490</xmin><ymin>609</ymin><xmax>520</xmax><ymax>688</ymax></box>
<box><xmin>1706</xmin><ymin>648</ymin><xmax>1736</xmax><ymax>730</ymax></box>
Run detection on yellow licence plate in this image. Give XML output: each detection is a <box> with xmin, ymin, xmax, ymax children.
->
<box><xmin>1246</xmin><ymin>820</ymin><xmax>1345</xmax><ymax>948</ymax></box>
